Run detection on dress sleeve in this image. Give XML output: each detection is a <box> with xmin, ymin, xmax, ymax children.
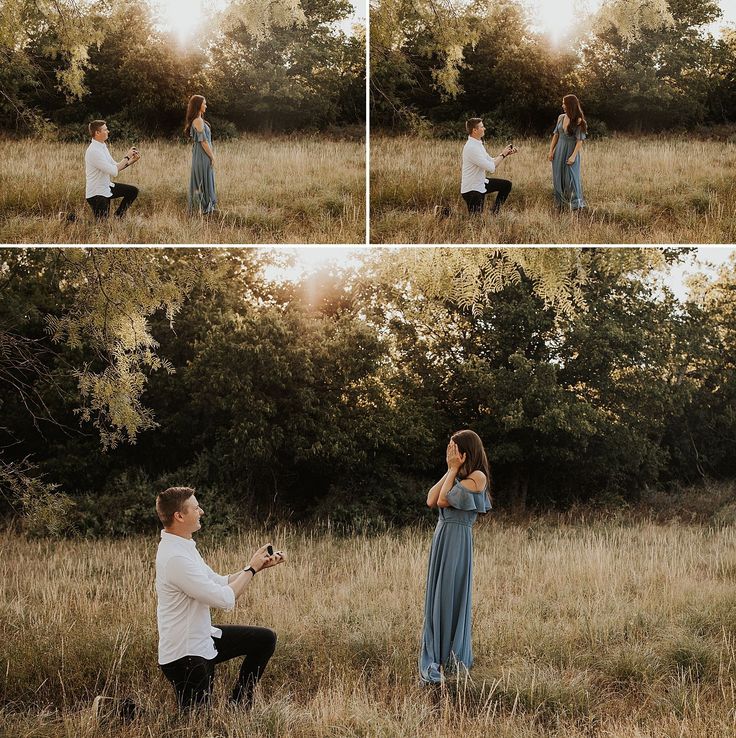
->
<box><xmin>191</xmin><ymin>124</ymin><xmax>206</xmax><ymax>143</ymax></box>
<box><xmin>553</xmin><ymin>115</ymin><xmax>563</xmax><ymax>134</ymax></box>
<box><xmin>446</xmin><ymin>480</ymin><xmax>492</xmax><ymax>513</ymax></box>
<box><xmin>576</xmin><ymin>127</ymin><xmax>587</xmax><ymax>141</ymax></box>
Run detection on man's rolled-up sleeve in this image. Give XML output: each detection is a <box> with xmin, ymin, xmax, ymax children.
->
<box><xmin>466</xmin><ymin>146</ymin><xmax>496</xmax><ymax>174</ymax></box>
<box><xmin>166</xmin><ymin>556</ymin><xmax>236</xmax><ymax>610</ymax></box>
<box><xmin>88</xmin><ymin>147</ymin><xmax>118</xmax><ymax>178</ymax></box>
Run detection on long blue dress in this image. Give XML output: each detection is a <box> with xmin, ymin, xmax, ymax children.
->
<box><xmin>188</xmin><ymin>120</ymin><xmax>216</xmax><ymax>214</ymax></box>
<box><xmin>552</xmin><ymin>114</ymin><xmax>586</xmax><ymax>211</ymax></box>
<box><xmin>419</xmin><ymin>480</ymin><xmax>491</xmax><ymax>684</ymax></box>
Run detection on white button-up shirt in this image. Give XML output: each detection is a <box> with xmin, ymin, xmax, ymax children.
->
<box><xmin>85</xmin><ymin>139</ymin><xmax>119</xmax><ymax>199</ymax></box>
<box><xmin>155</xmin><ymin>530</ymin><xmax>236</xmax><ymax>665</ymax></box>
<box><xmin>461</xmin><ymin>137</ymin><xmax>497</xmax><ymax>194</ymax></box>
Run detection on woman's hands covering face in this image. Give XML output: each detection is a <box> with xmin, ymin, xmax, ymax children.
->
<box><xmin>446</xmin><ymin>440</ymin><xmax>466</xmax><ymax>471</ymax></box>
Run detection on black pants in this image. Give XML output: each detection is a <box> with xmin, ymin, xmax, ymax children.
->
<box><xmin>159</xmin><ymin>625</ymin><xmax>277</xmax><ymax>711</ymax></box>
<box><xmin>86</xmin><ymin>183</ymin><xmax>139</xmax><ymax>219</ymax></box>
<box><xmin>462</xmin><ymin>178</ymin><xmax>512</xmax><ymax>214</ymax></box>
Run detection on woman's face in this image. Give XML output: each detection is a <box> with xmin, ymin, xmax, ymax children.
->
<box><xmin>200</xmin><ymin>99</ymin><xmax>207</xmax><ymax>114</ymax></box>
<box><xmin>562</xmin><ymin>99</ymin><xmax>568</xmax><ymax>114</ymax></box>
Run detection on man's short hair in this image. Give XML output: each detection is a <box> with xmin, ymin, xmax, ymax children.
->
<box><xmin>89</xmin><ymin>120</ymin><xmax>106</xmax><ymax>138</ymax></box>
<box><xmin>156</xmin><ymin>487</ymin><xmax>195</xmax><ymax>527</ymax></box>
<box><xmin>466</xmin><ymin>118</ymin><xmax>483</xmax><ymax>135</ymax></box>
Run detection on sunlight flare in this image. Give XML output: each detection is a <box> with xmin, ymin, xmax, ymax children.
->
<box><xmin>264</xmin><ymin>247</ymin><xmax>368</xmax><ymax>283</ymax></box>
<box><xmin>153</xmin><ymin>0</ymin><xmax>204</xmax><ymax>42</ymax></box>
<box><xmin>523</xmin><ymin>0</ymin><xmax>601</xmax><ymax>43</ymax></box>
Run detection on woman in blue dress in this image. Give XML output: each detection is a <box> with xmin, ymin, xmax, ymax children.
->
<box><xmin>548</xmin><ymin>94</ymin><xmax>587</xmax><ymax>211</ymax></box>
<box><xmin>184</xmin><ymin>94</ymin><xmax>217</xmax><ymax>215</ymax></box>
<box><xmin>420</xmin><ymin>429</ymin><xmax>491</xmax><ymax>685</ymax></box>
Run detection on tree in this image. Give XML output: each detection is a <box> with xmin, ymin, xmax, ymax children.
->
<box><xmin>0</xmin><ymin>0</ymin><xmax>307</xmax><ymax>135</ymax></box>
<box><xmin>0</xmin><ymin>0</ymin><xmax>107</xmax><ymax>131</ymax></box>
<box><xmin>210</xmin><ymin>0</ymin><xmax>363</xmax><ymax>131</ymax></box>
<box><xmin>362</xmin><ymin>247</ymin><xmax>695</xmax><ymax>510</ymax></box>
<box><xmin>580</xmin><ymin>0</ymin><xmax>721</xmax><ymax>129</ymax></box>
<box><xmin>0</xmin><ymin>248</ymin><xmax>228</xmax><ymax>532</ymax></box>
<box><xmin>663</xmin><ymin>255</ymin><xmax>736</xmax><ymax>480</ymax></box>
<box><xmin>370</xmin><ymin>0</ymin><xmax>676</xmax><ymax>131</ymax></box>
<box><xmin>374</xmin><ymin>247</ymin><xmax>675</xmax><ymax>320</ymax></box>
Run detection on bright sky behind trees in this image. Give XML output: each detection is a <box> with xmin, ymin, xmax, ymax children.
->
<box><xmin>263</xmin><ymin>248</ymin><xmax>736</xmax><ymax>306</ymax></box>
<box><xmin>151</xmin><ymin>0</ymin><xmax>364</xmax><ymax>41</ymax></box>
<box><xmin>522</xmin><ymin>0</ymin><xmax>735</xmax><ymax>43</ymax></box>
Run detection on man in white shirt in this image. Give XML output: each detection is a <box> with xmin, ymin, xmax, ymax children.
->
<box><xmin>155</xmin><ymin>486</ymin><xmax>285</xmax><ymax>711</ymax></box>
<box><xmin>461</xmin><ymin>118</ymin><xmax>517</xmax><ymax>214</ymax></box>
<box><xmin>85</xmin><ymin>120</ymin><xmax>141</xmax><ymax>219</ymax></box>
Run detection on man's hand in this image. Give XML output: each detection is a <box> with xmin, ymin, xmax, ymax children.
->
<box><xmin>261</xmin><ymin>550</ymin><xmax>287</xmax><ymax>569</ymax></box>
<box><xmin>248</xmin><ymin>543</ymin><xmax>274</xmax><ymax>573</ymax></box>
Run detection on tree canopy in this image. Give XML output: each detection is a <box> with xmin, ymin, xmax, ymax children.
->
<box><xmin>0</xmin><ymin>0</ymin><xmax>364</xmax><ymax>136</ymax></box>
<box><xmin>2</xmin><ymin>247</ymin><xmax>734</xmax><ymax>536</ymax></box>
<box><xmin>371</xmin><ymin>0</ymin><xmax>736</xmax><ymax>134</ymax></box>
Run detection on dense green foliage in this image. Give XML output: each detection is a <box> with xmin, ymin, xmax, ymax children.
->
<box><xmin>1</xmin><ymin>247</ymin><xmax>734</xmax><ymax>535</ymax></box>
<box><xmin>0</xmin><ymin>0</ymin><xmax>364</xmax><ymax>137</ymax></box>
<box><xmin>371</xmin><ymin>0</ymin><xmax>736</xmax><ymax>135</ymax></box>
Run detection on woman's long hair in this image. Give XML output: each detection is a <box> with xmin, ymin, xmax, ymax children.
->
<box><xmin>563</xmin><ymin>94</ymin><xmax>587</xmax><ymax>136</ymax></box>
<box><xmin>451</xmin><ymin>429</ymin><xmax>491</xmax><ymax>492</ymax></box>
<box><xmin>184</xmin><ymin>95</ymin><xmax>206</xmax><ymax>135</ymax></box>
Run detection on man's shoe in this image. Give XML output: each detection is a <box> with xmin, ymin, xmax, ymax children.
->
<box><xmin>89</xmin><ymin>695</ymin><xmax>141</xmax><ymax>727</ymax></box>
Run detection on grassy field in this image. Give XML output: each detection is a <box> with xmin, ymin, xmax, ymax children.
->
<box><xmin>3</xmin><ymin>517</ymin><xmax>736</xmax><ymax>737</ymax></box>
<box><xmin>0</xmin><ymin>137</ymin><xmax>365</xmax><ymax>244</ymax></box>
<box><xmin>370</xmin><ymin>135</ymin><xmax>736</xmax><ymax>244</ymax></box>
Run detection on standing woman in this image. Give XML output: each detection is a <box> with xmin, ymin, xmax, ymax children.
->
<box><xmin>549</xmin><ymin>94</ymin><xmax>587</xmax><ymax>211</ymax></box>
<box><xmin>420</xmin><ymin>430</ymin><xmax>492</xmax><ymax>685</ymax></box>
<box><xmin>184</xmin><ymin>94</ymin><xmax>216</xmax><ymax>215</ymax></box>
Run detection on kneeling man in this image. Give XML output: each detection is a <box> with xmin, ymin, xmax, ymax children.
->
<box><xmin>461</xmin><ymin>118</ymin><xmax>517</xmax><ymax>215</ymax></box>
<box><xmin>85</xmin><ymin>120</ymin><xmax>140</xmax><ymax>219</ymax></box>
<box><xmin>155</xmin><ymin>486</ymin><xmax>285</xmax><ymax>711</ymax></box>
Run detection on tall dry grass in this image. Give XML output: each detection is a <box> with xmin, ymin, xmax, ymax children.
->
<box><xmin>0</xmin><ymin>137</ymin><xmax>365</xmax><ymax>244</ymax></box>
<box><xmin>3</xmin><ymin>517</ymin><xmax>736</xmax><ymax>736</ymax></box>
<box><xmin>370</xmin><ymin>135</ymin><xmax>736</xmax><ymax>244</ymax></box>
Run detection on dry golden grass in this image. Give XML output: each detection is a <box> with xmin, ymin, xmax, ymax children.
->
<box><xmin>3</xmin><ymin>517</ymin><xmax>736</xmax><ymax>736</ymax></box>
<box><xmin>370</xmin><ymin>135</ymin><xmax>736</xmax><ymax>244</ymax></box>
<box><xmin>0</xmin><ymin>137</ymin><xmax>365</xmax><ymax>244</ymax></box>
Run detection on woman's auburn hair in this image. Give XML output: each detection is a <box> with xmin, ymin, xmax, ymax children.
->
<box><xmin>563</xmin><ymin>94</ymin><xmax>587</xmax><ymax>136</ymax></box>
<box><xmin>451</xmin><ymin>429</ymin><xmax>491</xmax><ymax>492</ymax></box>
<box><xmin>184</xmin><ymin>94</ymin><xmax>206</xmax><ymax>136</ymax></box>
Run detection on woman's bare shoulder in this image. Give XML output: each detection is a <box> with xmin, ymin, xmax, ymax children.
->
<box><xmin>459</xmin><ymin>470</ymin><xmax>487</xmax><ymax>492</ymax></box>
<box><xmin>192</xmin><ymin>118</ymin><xmax>204</xmax><ymax>131</ymax></box>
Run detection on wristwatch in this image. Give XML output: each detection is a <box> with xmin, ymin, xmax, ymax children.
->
<box><xmin>244</xmin><ymin>566</ymin><xmax>257</xmax><ymax>577</ymax></box>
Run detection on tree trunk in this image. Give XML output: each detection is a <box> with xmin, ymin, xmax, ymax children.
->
<box><xmin>507</xmin><ymin>466</ymin><xmax>529</xmax><ymax>513</ymax></box>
